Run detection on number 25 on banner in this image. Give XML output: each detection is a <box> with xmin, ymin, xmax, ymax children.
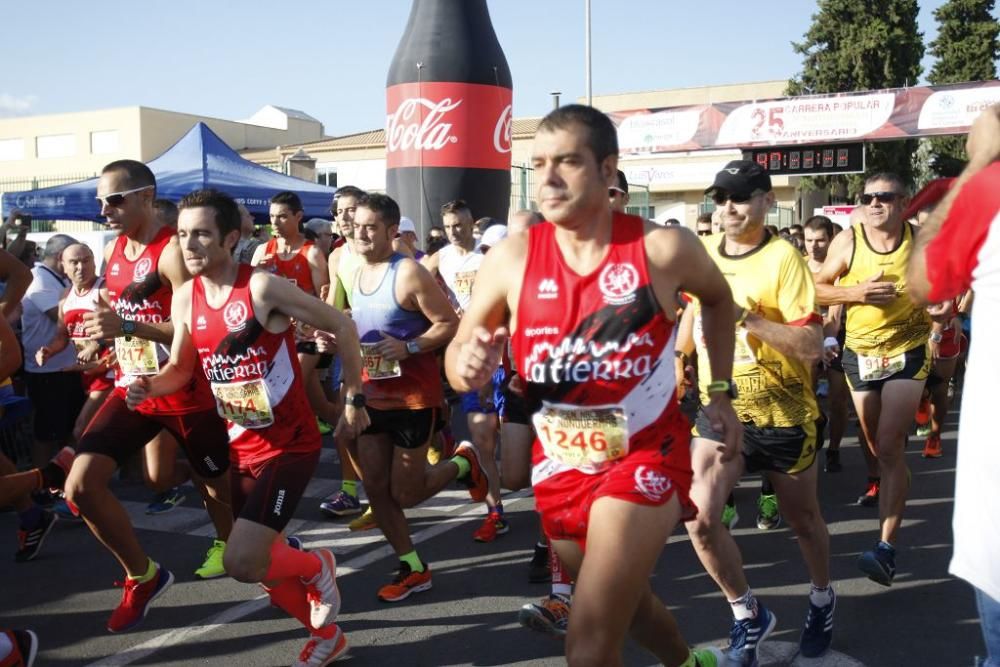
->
<box><xmin>751</xmin><ymin>107</ymin><xmax>784</xmax><ymax>138</ymax></box>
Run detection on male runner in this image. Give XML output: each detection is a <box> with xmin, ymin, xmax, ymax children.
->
<box><xmin>447</xmin><ymin>104</ymin><xmax>735</xmax><ymax>667</ymax></box>
<box><xmin>349</xmin><ymin>193</ymin><xmax>488</xmax><ymax>602</ymax></box>
<box><xmin>683</xmin><ymin>160</ymin><xmax>835</xmax><ymax>662</ymax></box>
<box><xmin>63</xmin><ymin>160</ymin><xmax>234</xmax><ymax>632</ymax></box>
<box><xmin>125</xmin><ymin>188</ymin><xmax>367</xmax><ymax>666</ymax></box>
<box><xmin>814</xmin><ymin>172</ymin><xmax>931</xmax><ymax>586</ymax></box>
<box><xmin>422</xmin><ymin>200</ymin><xmax>507</xmax><ymax>541</ymax></box>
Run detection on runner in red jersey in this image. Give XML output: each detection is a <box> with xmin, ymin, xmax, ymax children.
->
<box><xmin>447</xmin><ymin>105</ymin><xmax>741</xmax><ymax>667</ymax></box>
<box><xmin>35</xmin><ymin>243</ymin><xmax>114</xmax><ymax>442</ymax></box>
<box><xmin>63</xmin><ymin>160</ymin><xmax>234</xmax><ymax>634</ymax></box>
<box><xmin>126</xmin><ymin>189</ymin><xmax>369</xmax><ymax>665</ymax></box>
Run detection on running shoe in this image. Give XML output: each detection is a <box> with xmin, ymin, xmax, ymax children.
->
<box><xmin>319</xmin><ymin>490</ymin><xmax>362</xmax><ymax>518</ymax></box>
<box><xmin>915</xmin><ymin>423</ymin><xmax>932</xmax><ymax>438</ymax></box>
<box><xmin>52</xmin><ymin>496</ymin><xmax>82</xmax><ymax>522</ymax></box>
<box><xmin>106</xmin><ymin>564</ymin><xmax>174</xmax><ymax>633</ymax></box>
<box><xmin>348</xmin><ymin>506</ymin><xmax>377</xmax><ymax>531</ymax></box>
<box><xmin>145</xmin><ymin>486</ymin><xmax>186</xmax><ymax>515</ymax></box>
<box><xmin>692</xmin><ymin>646</ymin><xmax>725</xmax><ymax>666</ymax></box>
<box><xmin>799</xmin><ymin>589</ymin><xmax>836</xmax><ymax>658</ymax></box>
<box><xmin>305</xmin><ymin>549</ymin><xmax>340</xmax><ymax>627</ymax></box>
<box><xmin>518</xmin><ymin>592</ymin><xmax>570</xmax><ymax>638</ymax></box>
<box><xmin>721</xmin><ymin>501</ymin><xmax>739</xmax><ymax>531</ymax></box>
<box><xmin>453</xmin><ymin>441</ymin><xmax>489</xmax><ymax>502</ymax></box>
<box><xmin>472</xmin><ymin>511</ymin><xmax>509</xmax><ymax>543</ymax></box>
<box><xmin>857</xmin><ymin>479</ymin><xmax>880</xmax><ymax>507</ymax></box>
<box><xmin>756</xmin><ymin>494</ymin><xmax>781</xmax><ymax>530</ymax></box>
<box><xmin>15</xmin><ymin>510</ymin><xmax>57</xmax><ymax>563</ymax></box>
<box><xmin>724</xmin><ymin>603</ymin><xmax>776</xmax><ymax>666</ymax></box>
<box><xmin>858</xmin><ymin>541</ymin><xmax>896</xmax><ymax>587</ymax></box>
<box><xmin>47</xmin><ymin>446</ymin><xmax>76</xmax><ymax>488</ymax></box>
<box><xmin>294</xmin><ymin>625</ymin><xmax>348</xmax><ymax>666</ymax></box>
<box><xmin>377</xmin><ymin>561</ymin><xmax>433</xmax><ymax>602</ymax></box>
<box><xmin>915</xmin><ymin>396</ymin><xmax>930</xmax><ymax>428</ymax></box>
<box><xmin>194</xmin><ymin>539</ymin><xmax>226</xmax><ymax>579</ymax></box>
<box><xmin>2</xmin><ymin>628</ymin><xmax>38</xmax><ymax>667</ymax></box>
<box><xmin>316</xmin><ymin>418</ymin><xmax>332</xmax><ymax>436</ymax></box>
<box><xmin>922</xmin><ymin>435</ymin><xmax>943</xmax><ymax>458</ymax></box>
<box><xmin>528</xmin><ymin>543</ymin><xmax>551</xmax><ymax>584</ymax></box>
<box><xmin>823</xmin><ymin>449</ymin><xmax>842</xmax><ymax>473</ymax></box>
<box><xmin>287</xmin><ymin>535</ymin><xmax>304</xmax><ymax>550</ymax></box>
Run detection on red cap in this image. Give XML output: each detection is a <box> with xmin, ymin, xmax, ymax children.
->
<box><xmin>902</xmin><ymin>178</ymin><xmax>955</xmax><ymax>221</ymax></box>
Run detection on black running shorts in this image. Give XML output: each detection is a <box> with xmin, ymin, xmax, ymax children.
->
<box><xmin>841</xmin><ymin>343</ymin><xmax>930</xmax><ymax>393</ymax></box>
<box><xmin>231</xmin><ymin>450</ymin><xmax>319</xmax><ymax>532</ymax></box>
<box><xmin>694</xmin><ymin>409</ymin><xmax>825</xmax><ymax>475</ymax></box>
<box><xmin>362</xmin><ymin>407</ymin><xmax>437</xmax><ymax>450</ymax></box>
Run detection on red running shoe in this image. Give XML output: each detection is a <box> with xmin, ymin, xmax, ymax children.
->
<box><xmin>107</xmin><ymin>564</ymin><xmax>174</xmax><ymax>633</ymax></box>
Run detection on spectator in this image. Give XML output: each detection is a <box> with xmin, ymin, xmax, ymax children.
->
<box><xmin>426</xmin><ymin>225</ymin><xmax>446</xmax><ymax>248</ymax></box>
<box><xmin>396</xmin><ymin>217</ymin><xmax>424</xmax><ymax>259</ymax></box>
<box><xmin>609</xmin><ymin>169</ymin><xmax>630</xmax><ymax>213</ymax></box>
<box><xmin>305</xmin><ymin>218</ymin><xmax>336</xmax><ymax>257</ymax></box>
<box><xmin>152</xmin><ymin>199</ymin><xmax>178</xmax><ymax>229</ymax></box>
<box><xmin>232</xmin><ymin>204</ymin><xmax>262</xmax><ymax>265</ymax></box>
<box><xmin>696</xmin><ymin>213</ymin><xmax>713</xmax><ymax>237</ymax></box>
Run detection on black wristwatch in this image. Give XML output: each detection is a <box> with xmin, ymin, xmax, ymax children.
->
<box><xmin>706</xmin><ymin>379</ymin><xmax>738</xmax><ymax>399</ymax></box>
<box><xmin>347</xmin><ymin>394</ymin><xmax>367</xmax><ymax>408</ymax></box>
<box><xmin>121</xmin><ymin>319</ymin><xmax>138</xmax><ymax>337</ymax></box>
<box><xmin>405</xmin><ymin>340</ymin><xmax>421</xmax><ymax>356</ymax></box>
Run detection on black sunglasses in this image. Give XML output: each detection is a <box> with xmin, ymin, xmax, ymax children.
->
<box><xmin>710</xmin><ymin>190</ymin><xmax>757</xmax><ymax>206</ymax></box>
<box><xmin>860</xmin><ymin>191</ymin><xmax>901</xmax><ymax>205</ymax></box>
<box><xmin>697</xmin><ymin>229</ymin><xmax>713</xmax><ymax>236</ymax></box>
<box><xmin>608</xmin><ymin>188</ymin><xmax>627</xmax><ymax>197</ymax></box>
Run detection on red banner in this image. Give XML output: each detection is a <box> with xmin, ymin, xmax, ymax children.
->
<box><xmin>385</xmin><ymin>82</ymin><xmax>512</xmax><ymax>170</ymax></box>
<box><xmin>610</xmin><ymin>80</ymin><xmax>1000</xmax><ymax>155</ymax></box>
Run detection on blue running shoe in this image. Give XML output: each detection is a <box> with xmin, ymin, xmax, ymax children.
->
<box><xmin>799</xmin><ymin>589</ymin><xmax>836</xmax><ymax>657</ymax></box>
<box><xmin>725</xmin><ymin>603</ymin><xmax>776</xmax><ymax>666</ymax></box>
<box><xmin>858</xmin><ymin>541</ymin><xmax>896</xmax><ymax>586</ymax></box>
<box><xmin>319</xmin><ymin>490</ymin><xmax>362</xmax><ymax>518</ymax></box>
<box><xmin>287</xmin><ymin>535</ymin><xmax>304</xmax><ymax>550</ymax></box>
<box><xmin>146</xmin><ymin>487</ymin><xmax>186</xmax><ymax>515</ymax></box>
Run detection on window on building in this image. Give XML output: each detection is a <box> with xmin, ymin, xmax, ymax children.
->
<box><xmin>36</xmin><ymin>134</ymin><xmax>76</xmax><ymax>159</ymax></box>
<box><xmin>316</xmin><ymin>169</ymin><xmax>337</xmax><ymax>188</ymax></box>
<box><xmin>90</xmin><ymin>130</ymin><xmax>119</xmax><ymax>155</ymax></box>
<box><xmin>0</xmin><ymin>138</ymin><xmax>24</xmax><ymax>162</ymax></box>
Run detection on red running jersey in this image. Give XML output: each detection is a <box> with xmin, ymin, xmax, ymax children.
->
<box><xmin>258</xmin><ymin>238</ymin><xmax>316</xmax><ymax>295</ymax></box>
<box><xmin>190</xmin><ymin>265</ymin><xmax>320</xmax><ymax>468</ymax></box>
<box><xmin>105</xmin><ymin>226</ymin><xmax>213</xmax><ymax>415</ymax></box>
<box><xmin>62</xmin><ymin>279</ymin><xmax>114</xmax><ymax>393</ymax></box>
<box><xmin>511</xmin><ymin>214</ymin><xmax>689</xmax><ymax>475</ymax></box>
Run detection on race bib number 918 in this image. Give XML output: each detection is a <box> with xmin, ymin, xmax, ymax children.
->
<box><xmin>858</xmin><ymin>352</ymin><xmax>906</xmax><ymax>382</ymax></box>
<box><xmin>533</xmin><ymin>403</ymin><xmax>629</xmax><ymax>472</ymax></box>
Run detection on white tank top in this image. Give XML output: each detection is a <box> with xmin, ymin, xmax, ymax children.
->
<box><xmin>437</xmin><ymin>244</ymin><xmax>484</xmax><ymax>312</ymax></box>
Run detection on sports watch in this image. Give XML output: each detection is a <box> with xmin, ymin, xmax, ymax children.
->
<box><xmin>347</xmin><ymin>394</ymin><xmax>367</xmax><ymax>408</ymax></box>
<box><xmin>405</xmin><ymin>340</ymin><xmax>421</xmax><ymax>356</ymax></box>
<box><xmin>121</xmin><ymin>319</ymin><xmax>138</xmax><ymax>337</ymax></box>
<box><xmin>706</xmin><ymin>379</ymin><xmax>738</xmax><ymax>399</ymax></box>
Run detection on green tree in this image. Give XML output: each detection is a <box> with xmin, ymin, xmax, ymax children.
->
<box><xmin>926</xmin><ymin>0</ymin><xmax>999</xmax><ymax>177</ymax></box>
<box><xmin>787</xmin><ymin>0</ymin><xmax>924</xmax><ymax>197</ymax></box>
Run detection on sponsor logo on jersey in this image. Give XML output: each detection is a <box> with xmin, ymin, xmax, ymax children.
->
<box><xmin>524</xmin><ymin>333</ymin><xmax>656</xmax><ymax>384</ymax></box>
<box><xmin>109</xmin><ymin>263</ymin><xmax>120</xmax><ymax>277</ymax></box>
<box><xmin>537</xmin><ymin>278</ymin><xmax>559</xmax><ymax>300</ymax></box>
<box><xmin>634</xmin><ymin>465</ymin><xmax>672</xmax><ymax>501</ymax></box>
<box><xmin>273</xmin><ymin>489</ymin><xmax>286</xmax><ymax>515</ymax></box>
<box><xmin>598</xmin><ymin>263</ymin><xmax>639</xmax><ymax>305</ymax></box>
<box><xmin>196</xmin><ymin>315</ymin><xmax>208</xmax><ymax>330</ymax></box>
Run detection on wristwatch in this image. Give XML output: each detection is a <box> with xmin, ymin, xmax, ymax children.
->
<box><xmin>405</xmin><ymin>340</ymin><xmax>421</xmax><ymax>356</ymax></box>
<box><xmin>706</xmin><ymin>379</ymin><xmax>738</xmax><ymax>399</ymax></box>
<box><xmin>121</xmin><ymin>319</ymin><xmax>138</xmax><ymax>338</ymax></box>
<box><xmin>929</xmin><ymin>331</ymin><xmax>943</xmax><ymax>343</ymax></box>
<box><xmin>347</xmin><ymin>394</ymin><xmax>367</xmax><ymax>408</ymax></box>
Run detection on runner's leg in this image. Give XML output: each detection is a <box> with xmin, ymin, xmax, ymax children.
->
<box><xmin>768</xmin><ymin>464</ymin><xmax>830</xmax><ymax>587</ymax></box>
<box><xmin>873</xmin><ymin>379</ymin><xmax>925</xmax><ymax>544</ymax></box>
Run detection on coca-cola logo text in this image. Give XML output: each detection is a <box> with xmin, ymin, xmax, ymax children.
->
<box><xmin>494</xmin><ymin>104</ymin><xmax>512</xmax><ymax>154</ymax></box>
<box><xmin>386</xmin><ymin>98</ymin><xmax>462</xmax><ymax>153</ymax></box>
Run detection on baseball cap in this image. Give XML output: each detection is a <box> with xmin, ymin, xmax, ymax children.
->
<box><xmin>705</xmin><ymin>160</ymin><xmax>772</xmax><ymax>199</ymax></box>
<box><xmin>479</xmin><ymin>224</ymin><xmax>508</xmax><ymax>249</ymax></box>
<box><xmin>398</xmin><ymin>216</ymin><xmax>416</xmax><ymax>233</ymax></box>
<box><xmin>901</xmin><ymin>178</ymin><xmax>954</xmax><ymax>221</ymax></box>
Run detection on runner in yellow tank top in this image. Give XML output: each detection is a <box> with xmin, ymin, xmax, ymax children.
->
<box><xmin>814</xmin><ymin>172</ymin><xmax>932</xmax><ymax>588</ymax></box>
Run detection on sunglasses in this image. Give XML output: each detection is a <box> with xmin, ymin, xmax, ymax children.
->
<box><xmin>697</xmin><ymin>229</ymin><xmax>713</xmax><ymax>236</ymax></box>
<box><xmin>711</xmin><ymin>190</ymin><xmax>759</xmax><ymax>206</ymax></box>
<box><xmin>608</xmin><ymin>187</ymin><xmax>627</xmax><ymax>197</ymax></box>
<box><xmin>96</xmin><ymin>185</ymin><xmax>153</xmax><ymax>207</ymax></box>
<box><xmin>860</xmin><ymin>191</ymin><xmax>901</xmax><ymax>205</ymax></box>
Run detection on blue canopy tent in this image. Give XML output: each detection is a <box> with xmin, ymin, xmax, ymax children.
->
<box><xmin>1</xmin><ymin>123</ymin><xmax>336</xmax><ymax>221</ymax></box>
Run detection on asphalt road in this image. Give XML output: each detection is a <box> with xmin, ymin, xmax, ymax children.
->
<box><xmin>0</xmin><ymin>402</ymin><xmax>983</xmax><ymax>666</ymax></box>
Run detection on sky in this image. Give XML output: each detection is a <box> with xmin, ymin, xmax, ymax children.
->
<box><xmin>2</xmin><ymin>0</ymin><xmax>995</xmax><ymax>138</ymax></box>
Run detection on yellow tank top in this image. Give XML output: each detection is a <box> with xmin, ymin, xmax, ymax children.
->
<box><xmin>334</xmin><ymin>243</ymin><xmax>364</xmax><ymax>310</ymax></box>
<box><xmin>840</xmin><ymin>222</ymin><xmax>930</xmax><ymax>356</ymax></box>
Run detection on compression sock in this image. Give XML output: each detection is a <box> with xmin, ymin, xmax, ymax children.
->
<box><xmin>341</xmin><ymin>479</ymin><xmax>358</xmax><ymax>498</ymax></box>
<box><xmin>400</xmin><ymin>550</ymin><xmax>425</xmax><ymax>573</ymax></box>
<box><xmin>129</xmin><ymin>558</ymin><xmax>158</xmax><ymax>584</ymax></box>
<box><xmin>267</xmin><ymin>538</ymin><xmax>322</xmax><ymax>582</ymax></box>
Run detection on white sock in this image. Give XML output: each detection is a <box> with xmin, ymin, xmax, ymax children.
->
<box><xmin>552</xmin><ymin>583</ymin><xmax>572</xmax><ymax>598</ymax></box>
<box><xmin>809</xmin><ymin>584</ymin><xmax>834</xmax><ymax>607</ymax></box>
<box><xmin>728</xmin><ymin>588</ymin><xmax>757</xmax><ymax>620</ymax></box>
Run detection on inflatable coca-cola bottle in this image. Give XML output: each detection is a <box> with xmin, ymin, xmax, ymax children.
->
<box><xmin>386</xmin><ymin>0</ymin><xmax>513</xmax><ymax>239</ymax></box>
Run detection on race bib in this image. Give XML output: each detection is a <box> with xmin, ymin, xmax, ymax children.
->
<box><xmin>211</xmin><ymin>379</ymin><xmax>274</xmax><ymax>429</ymax></box>
<box><xmin>533</xmin><ymin>403</ymin><xmax>629</xmax><ymax>472</ymax></box>
<box><xmin>858</xmin><ymin>352</ymin><xmax>906</xmax><ymax>382</ymax></box>
<box><xmin>452</xmin><ymin>270</ymin><xmax>477</xmax><ymax>297</ymax></box>
<box><xmin>115</xmin><ymin>337</ymin><xmax>159</xmax><ymax>376</ymax></box>
<box><xmin>734</xmin><ymin>328</ymin><xmax>756</xmax><ymax>366</ymax></box>
<box><xmin>362</xmin><ymin>342</ymin><xmax>401</xmax><ymax>380</ymax></box>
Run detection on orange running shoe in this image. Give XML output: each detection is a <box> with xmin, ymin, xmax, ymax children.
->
<box><xmin>294</xmin><ymin>624</ymin><xmax>349</xmax><ymax>666</ymax></box>
<box><xmin>923</xmin><ymin>435</ymin><xmax>943</xmax><ymax>458</ymax></box>
<box><xmin>453</xmin><ymin>441</ymin><xmax>489</xmax><ymax>502</ymax></box>
<box><xmin>915</xmin><ymin>397</ymin><xmax>931</xmax><ymax>427</ymax></box>
<box><xmin>472</xmin><ymin>511</ymin><xmax>510</xmax><ymax>542</ymax></box>
<box><xmin>377</xmin><ymin>561</ymin><xmax>433</xmax><ymax>602</ymax></box>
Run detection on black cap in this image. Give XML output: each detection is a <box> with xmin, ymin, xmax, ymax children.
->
<box><xmin>705</xmin><ymin>160</ymin><xmax>772</xmax><ymax>199</ymax></box>
<box><xmin>615</xmin><ymin>170</ymin><xmax>629</xmax><ymax>194</ymax></box>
